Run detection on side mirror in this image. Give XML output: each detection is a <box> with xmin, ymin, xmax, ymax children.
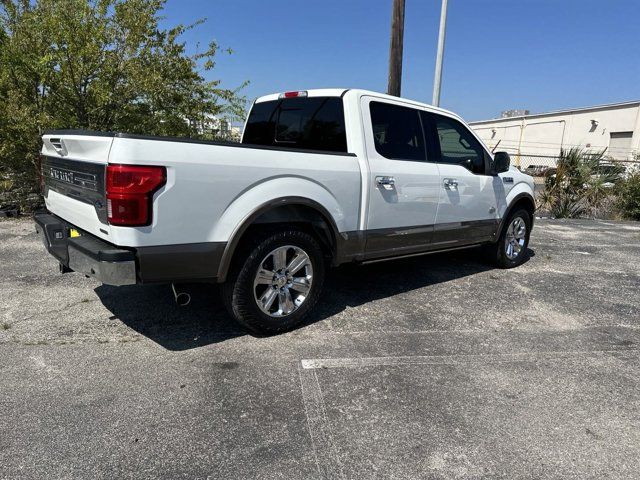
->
<box><xmin>492</xmin><ymin>151</ymin><xmax>511</xmax><ymax>174</ymax></box>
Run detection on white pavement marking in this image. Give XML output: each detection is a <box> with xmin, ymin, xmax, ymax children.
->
<box><xmin>298</xmin><ymin>363</ymin><xmax>346</xmax><ymax>480</ymax></box>
<box><xmin>297</xmin><ymin>347</ymin><xmax>639</xmax><ymax>478</ymax></box>
<box><xmin>300</xmin><ymin>348</ymin><xmax>638</xmax><ymax>370</ymax></box>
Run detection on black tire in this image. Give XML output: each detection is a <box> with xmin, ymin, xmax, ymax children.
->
<box><xmin>221</xmin><ymin>229</ymin><xmax>326</xmax><ymax>335</ymax></box>
<box><xmin>487</xmin><ymin>209</ymin><xmax>531</xmax><ymax>268</ymax></box>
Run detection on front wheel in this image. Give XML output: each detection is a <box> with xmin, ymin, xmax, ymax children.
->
<box><xmin>487</xmin><ymin>209</ymin><xmax>531</xmax><ymax>268</ymax></box>
<box><xmin>221</xmin><ymin>229</ymin><xmax>326</xmax><ymax>335</ymax></box>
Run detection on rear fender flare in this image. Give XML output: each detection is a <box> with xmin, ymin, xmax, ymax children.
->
<box><xmin>212</xmin><ymin>178</ymin><xmax>346</xmax><ymax>281</ymax></box>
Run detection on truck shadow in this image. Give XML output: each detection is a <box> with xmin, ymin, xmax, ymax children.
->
<box><xmin>94</xmin><ymin>282</ymin><xmax>242</xmax><ymax>350</ymax></box>
<box><xmin>95</xmin><ymin>247</ymin><xmax>534</xmax><ymax>351</ymax></box>
<box><xmin>312</xmin><ymin>247</ymin><xmax>533</xmax><ymax>326</ymax></box>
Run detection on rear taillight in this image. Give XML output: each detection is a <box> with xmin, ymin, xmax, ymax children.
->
<box><xmin>106</xmin><ymin>164</ymin><xmax>166</xmax><ymax>226</ymax></box>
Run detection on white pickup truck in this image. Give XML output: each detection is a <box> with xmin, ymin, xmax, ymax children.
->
<box><xmin>35</xmin><ymin>88</ymin><xmax>535</xmax><ymax>334</ymax></box>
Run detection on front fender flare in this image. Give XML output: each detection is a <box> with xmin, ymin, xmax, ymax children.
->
<box><xmin>495</xmin><ymin>188</ymin><xmax>536</xmax><ymax>240</ymax></box>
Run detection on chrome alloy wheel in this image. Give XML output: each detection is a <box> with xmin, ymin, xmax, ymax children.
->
<box><xmin>505</xmin><ymin>216</ymin><xmax>527</xmax><ymax>260</ymax></box>
<box><xmin>253</xmin><ymin>245</ymin><xmax>314</xmax><ymax>317</ymax></box>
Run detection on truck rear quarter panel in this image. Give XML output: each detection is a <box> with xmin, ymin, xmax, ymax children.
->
<box><xmin>107</xmin><ymin>138</ymin><xmax>362</xmax><ymax>247</ymax></box>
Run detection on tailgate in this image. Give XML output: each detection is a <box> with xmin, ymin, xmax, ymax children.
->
<box><xmin>41</xmin><ymin>132</ymin><xmax>114</xmax><ymax>239</ymax></box>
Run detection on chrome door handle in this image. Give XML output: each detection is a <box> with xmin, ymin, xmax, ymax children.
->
<box><xmin>443</xmin><ymin>178</ymin><xmax>458</xmax><ymax>190</ymax></box>
<box><xmin>376</xmin><ymin>176</ymin><xmax>395</xmax><ymax>190</ymax></box>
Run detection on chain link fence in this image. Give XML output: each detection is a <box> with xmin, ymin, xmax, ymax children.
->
<box><xmin>504</xmin><ymin>153</ymin><xmax>640</xmax><ymax>192</ymax></box>
<box><xmin>508</xmin><ymin>154</ymin><xmax>638</xmax><ymax>172</ymax></box>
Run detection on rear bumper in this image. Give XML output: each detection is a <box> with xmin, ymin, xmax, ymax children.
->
<box><xmin>34</xmin><ymin>211</ymin><xmax>227</xmax><ymax>285</ymax></box>
<box><xmin>34</xmin><ymin>212</ymin><xmax>136</xmax><ymax>286</ymax></box>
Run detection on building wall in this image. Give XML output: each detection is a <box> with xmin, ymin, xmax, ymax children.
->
<box><xmin>470</xmin><ymin>102</ymin><xmax>640</xmax><ymax>168</ymax></box>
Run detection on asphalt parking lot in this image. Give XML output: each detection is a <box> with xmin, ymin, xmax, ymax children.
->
<box><xmin>1</xmin><ymin>217</ymin><xmax>639</xmax><ymax>479</ymax></box>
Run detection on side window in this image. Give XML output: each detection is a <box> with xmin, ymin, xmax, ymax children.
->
<box><xmin>433</xmin><ymin>115</ymin><xmax>486</xmax><ymax>174</ymax></box>
<box><xmin>369</xmin><ymin>101</ymin><xmax>426</xmax><ymax>161</ymax></box>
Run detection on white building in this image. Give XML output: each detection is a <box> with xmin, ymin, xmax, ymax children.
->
<box><xmin>197</xmin><ymin>114</ymin><xmax>242</xmax><ymax>142</ymax></box>
<box><xmin>470</xmin><ymin>101</ymin><xmax>640</xmax><ymax>169</ymax></box>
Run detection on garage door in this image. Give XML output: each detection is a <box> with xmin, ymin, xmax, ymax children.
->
<box><xmin>609</xmin><ymin>131</ymin><xmax>633</xmax><ymax>160</ymax></box>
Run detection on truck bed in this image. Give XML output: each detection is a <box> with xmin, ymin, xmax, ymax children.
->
<box><xmin>41</xmin><ymin>130</ymin><xmax>362</xmax><ymax>249</ymax></box>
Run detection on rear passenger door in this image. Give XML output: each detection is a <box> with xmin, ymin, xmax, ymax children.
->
<box><xmin>361</xmin><ymin>97</ymin><xmax>441</xmax><ymax>257</ymax></box>
<box><xmin>422</xmin><ymin>112</ymin><xmax>501</xmax><ymax>246</ymax></box>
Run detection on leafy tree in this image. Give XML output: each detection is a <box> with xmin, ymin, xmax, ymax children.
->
<box><xmin>0</xmin><ymin>0</ymin><xmax>247</xmax><ymax>210</ymax></box>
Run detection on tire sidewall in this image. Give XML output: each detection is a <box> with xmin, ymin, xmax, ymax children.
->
<box><xmin>225</xmin><ymin>230</ymin><xmax>325</xmax><ymax>334</ymax></box>
<box><xmin>496</xmin><ymin>209</ymin><xmax>531</xmax><ymax>267</ymax></box>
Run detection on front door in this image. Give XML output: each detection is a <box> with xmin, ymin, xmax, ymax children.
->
<box><xmin>423</xmin><ymin>112</ymin><xmax>502</xmax><ymax>247</ymax></box>
<box><xmin>361</xmin><ymin>96</ymin><xmax>441</xmax><ymax>257</ymax></box>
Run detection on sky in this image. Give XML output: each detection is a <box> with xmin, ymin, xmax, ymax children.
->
<box><xmin>159</xmin><ymin>0</ymin><xmax>640</xmax><ymax>122</ymax></box>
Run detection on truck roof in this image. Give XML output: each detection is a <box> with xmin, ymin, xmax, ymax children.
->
<box><xmin>255</xmin><ymin>88</ymin><xmax>460</xmax><ymax>119</ymax></box>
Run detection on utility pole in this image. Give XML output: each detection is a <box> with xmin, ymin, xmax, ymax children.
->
<box><xmin>432</xmin><ymin>0</ymin><xmax>449</xmax><ymax>106</ymax></box>
<box><xmin>387</xmin><ymin>0</ymin><xmax>405</xmax><ymax>97</ymax></box>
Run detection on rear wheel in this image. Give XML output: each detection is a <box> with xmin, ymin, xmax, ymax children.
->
<box><xmin>487</xmin><ymin>209</ymin><xmax>531</xmax><ymax>268</ymax></box>
<box><xmin>222</xmin><ymin>229</ymin><xmax>326</xmax><ymax>335</ymax></box>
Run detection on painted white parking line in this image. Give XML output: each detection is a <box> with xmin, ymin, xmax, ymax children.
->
<box><xmin>300</xmin><ymin>348</ymin><xmax>638</xmax><ymax>370</ymax></box>
<box><xmin>298</xmin><ymin>364</ymin><xmax>346</xmax><ymax>480</ymax></box>
<box><xmin>298</xmin><ymin>347</ymin><xmax>638</xmax><ymax>478</ymax></box>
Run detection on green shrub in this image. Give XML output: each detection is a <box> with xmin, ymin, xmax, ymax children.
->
<box><xmin>539</xmin><ymin>148</ymin><xmax>621</xmax><ymax>218</ymax></box>
<box><xmin>616</xmin><ymin>171</ymin><xmax>640</xmax><ymax>220</ymax></box>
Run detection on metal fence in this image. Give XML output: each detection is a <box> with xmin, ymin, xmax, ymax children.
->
<box><xmin>503</xmin><ymin>154</ymin><xmax>640</xmax><ymax>192</ymax></box>
<box><xmin>508</xmin><ymin>154</ymin><xmax>640</xmax><ymax>175</ymax></box>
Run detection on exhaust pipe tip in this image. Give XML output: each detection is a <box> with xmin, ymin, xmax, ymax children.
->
<box><xmin>175</xmin><ymin>292</ymin><xmax>191</xmax><ymax>307</ymax></box>
<box><xmin>171</xmin><ymin>283</ymin><xmax>191</xmax><ymax>307</ymax></box>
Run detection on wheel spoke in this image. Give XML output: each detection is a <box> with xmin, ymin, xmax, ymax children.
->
<box><xmin>290</xmin><ymin>277</ymin><xmax>310</xmax><ymax>294</ymax></box>
<box><xmin>286</xmin><ymin>252</ymin><xmax>309</xmax><ymax>275</ymax></box>
<box><xmin>255</xmin><ymin>269</ymin><xmax>274</xmax><ymax>285</ymax></box>
<box><xmin>505</xmin><ymin>217</ymin><xmax>527</xmax><ymax>260</ymax></box>
<box><xmin>260</xmin><ymin>288</ymin><xmax>278</xmax><ymax>310</ymax></box>
<box><xmin>254</xmin><ymin>245</ymin><xmax>314</xmax><ymax>317</ymax></box>
<box><xmin>272</xmin><ymin>247</ymin><xmax>288</xmax><ymax>271</ymax></box>
<box><xmin>278</xmin><ymin>288</ymin><xmax>294</xmax><ymax>314</ymax></box>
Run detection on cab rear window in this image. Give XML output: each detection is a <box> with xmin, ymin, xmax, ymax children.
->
<box><xmin>242</xmin><ymin>97</ymin><xmax>347</xmax><ymax>153</ymax></box>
